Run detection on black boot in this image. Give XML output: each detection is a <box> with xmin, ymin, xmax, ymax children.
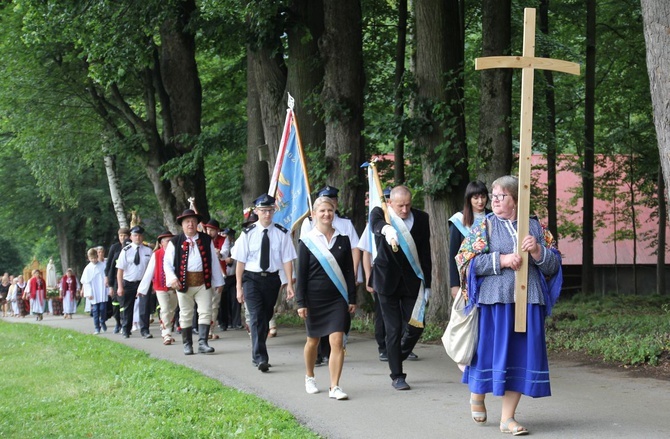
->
<box><xmin>182</xmin><ymin>327</ymin><xmax>194</xmax><ymax>355</ymax></box>
<box><xmin>198</xmin><ymin>324</ymin><xmax>215</xmax><ymax>354</ymax></box>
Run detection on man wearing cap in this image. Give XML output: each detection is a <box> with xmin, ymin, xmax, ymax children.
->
<box><xmin>371</xmin><ymin>185</ymin><xmax>432</xmax><ymax>391</ymax></box>
<box><xmin>106</xmin><ymin>227</ymin><xmax>130</xmax><ymax>333</ymax></box>
<box><xmin>138</xmin><ymin>231</ymin><xmax>178</xmax><ymax>346</ymax></box>
<box><xmin>116</xmin><ymin>226</ymin><xmax>153</xmax><ymax>339</ymax></box>
<box><xmin>233</xmin><ymin>194</ymin><xmax>297</xmax><ymax>372</ymax></box>
<box><xmin>300</xmin><ymin>185</ymin><xmax>361</xmax><ymax>364</ymax></box>
<box><xmin>164</xmin><ymin>209</ymin><xmax>225</xmax><ymax>355</ymax></box>
<box><xmin>203</xmin><ymin>219</ymin><xmax>226</xmax><ymax>336</ymax></box>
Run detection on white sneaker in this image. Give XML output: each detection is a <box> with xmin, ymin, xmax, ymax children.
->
<box><xmin>305</xmin><ymin>376</ymin><xmax>319</xmax><ymax>394</ymax></box>
<box><xmin>328</xmin><ymin>386</ymin><xmax>348</xmax><ymax>400</ymax></box>
<box><xmin>93</xmin><ymin>330</ymin><xmax>100</xmax><ymax>335</ymax></box>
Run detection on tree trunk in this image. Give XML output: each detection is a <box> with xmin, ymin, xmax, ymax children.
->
<box><xmin>102</xmin><ymin>153</ymin><xmax>128</xmax><ymax>228</ymax></box>
<box><xmin>244</xmin><ymin>48</ymin><xmax>271</xmax><ymax>207</ymax></box>
<box><xmin>641</xmin><ymin>1</ymin><xmax>670</xmax><ymax>222</ymax></box>
<box><xmin>393</xmin><ymin>0</ymin><xmax>408</xmax><ymax>185</ymax></box>
<box><xmin>320</xmin><ymin>0</ymin><xmax>365</xmax><ymax>227</ymax></box>
<box><xmin>476</xmin><ymin>0</ymin><xmax>512</xmax><ymax>186</ymax></box>
<box><xmin>159</xmin><ymin>0</ymin><xmax>206</xmax><ymax>220</ymax></box>
<box><xmin>582</xmin><ymin>0</ymin><xmax>596</xmax><ymax>294</ymax></box>
<box><xmin>251</xmin><ymin>44</ymin><xmax>288</xmax><ymax>175</ymax></box>
<box><xmin>539</xmin><ymin>0</ymin><xmax>558</xmax><ymax>239</ymax></box>
<box><xmin>415</xmin><ymin>0</ymin><xmax>467</xmax><ymax>321</ymax></box>
<box><xmin>286</xmin><ymin>0</ymin><xmax>325</xmax><ymax>156</ymax></box>
<box><xmin>658</xmin><ymin>166</ymin><xmax>667</xmax><ymax>294</ymax></box>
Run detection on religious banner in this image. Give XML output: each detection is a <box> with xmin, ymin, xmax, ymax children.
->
<box><xmin>268</xmin><ymin>94</ymin><xmax>312</xmax><ymax>232</ymax></box>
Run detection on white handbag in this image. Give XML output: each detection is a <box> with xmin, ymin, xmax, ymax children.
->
<box><xmin>441</xmin><ymin>288</ymin><xmax>479</xmax><ymax>365</ymax></box>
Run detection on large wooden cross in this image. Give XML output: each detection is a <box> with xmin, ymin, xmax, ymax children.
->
<box><xmin>475</xmin><ymin>8</ymin><xmax>580</xmax><ymax>332</ymax></box>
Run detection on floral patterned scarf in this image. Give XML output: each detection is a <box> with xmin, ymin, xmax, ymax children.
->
<box><xmin>455</xmin><ymin>213</ymin><xmax>562</xmax><ymax>315</ymax></box>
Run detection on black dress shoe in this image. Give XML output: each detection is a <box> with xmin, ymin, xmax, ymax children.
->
<box><xmin>122</xmin><ymin>334</ymin><xmax>130</xmax><ymax>339</ymax></box>
<box><xmin>379</xmin><ymin>352</ymin><xmax>388</xmax><ymax>362</ymax></box>
<box><xmin>257</xmin><ymin>362</ymin><xmax>270</xmax><ymax>373</ymax></box>
<box><xmin>392</xmin><ymin>377</ymin><xmax>411</xmax><ymax>390</ymax></box>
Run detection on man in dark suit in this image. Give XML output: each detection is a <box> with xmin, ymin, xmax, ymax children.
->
<box><xmin>371</xmin><ymin>185</ymin><xmax>432</xmax><ymax>391</ymax></box>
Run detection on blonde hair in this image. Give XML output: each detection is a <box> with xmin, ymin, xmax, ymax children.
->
<box><xmin>312</xmin><ymin>196</ymin><xmax>336</xmax><ymax>212</ymax></box>
<box><xmin>87</xmin><ymin>248</ymin><xmax>98</xmax><ymax>259</ymax></box>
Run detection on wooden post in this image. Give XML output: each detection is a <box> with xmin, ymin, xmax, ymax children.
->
<box><xmin>475</xmin><ymin>8</ymin><xmax>579</xmax><ymax>332</ymax></box>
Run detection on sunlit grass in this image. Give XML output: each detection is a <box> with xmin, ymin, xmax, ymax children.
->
<box><xmin>0</xmin><ymin>321</ymin><xmax>319</xmax><ymax>438</ymax></box>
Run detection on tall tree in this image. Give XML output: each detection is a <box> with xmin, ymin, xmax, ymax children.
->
<box><xmin>476</xmin><ymin>0</ymin><xmax>512</xmax><ymax>185</ymax></box>
<box><xmin>414</xmin><ymin>0</ymin><xmax>468</xmax><ymax>320</ymax></box>
<box><xmin>320</xmin><ymin>0</ymin><xmax>365</xmax><ymax>224</ymax></box>
<box><xmin>582</xmin><ymin>0</ymin><xmax>596</xmax><ymax>294</ymax></box>
<box><xmin>393</xmin><ymin>0</ymin><xmax>408</xmax><ymax>185</ymax></box>
<box><xmin>641</xmin><ymin>0</ymin><xmax>670</xmax><ymax>225</ymax></box>
<box><xmin>539</xmin><ymin>0</ymin><xmax>558</xmax><ymax>238</ymax></box>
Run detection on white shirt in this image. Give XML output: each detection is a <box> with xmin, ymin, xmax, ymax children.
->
<box><xmin>116</xmin><ymin>243</ymin><xmax>153</xmax><ymax>282</ymax></box>
<box><xmin>220</xmin><ymin>237</ymin><xmax>236</xmax><ymax>277</ymax></box>
<box><xmin>163</xmin><ymin>235</ymin><xmax>225</xmax><ymax>288</ymax></box>
<box><xmin>232</xmin><ymin>222</ymin><xmax>297</xmax><ymax>273</ymax></box>
<box><xmin>81</xmin><ymin>262</ymin><xmax>107</xmax><ymax>304</ymax></box>
<box><xmin>300</xmin><ymin>213</ymin><xmax>360</xmax><ymax>248</ymax></box>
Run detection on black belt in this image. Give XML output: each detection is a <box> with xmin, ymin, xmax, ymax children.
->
<box><xmin>246</xmin><ymin>271</ymin><xmax>279</xmax><ymax>278</ymax></box>
<box><xmin>123</xmin><ymin>280</ymin><xmax>141</xmax><ymax>285</ymax></box>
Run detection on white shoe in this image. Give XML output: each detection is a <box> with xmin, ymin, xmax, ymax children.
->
<box><xmin>305</xmin><ymin>376</ymin><xmax>319</xmax><ymax>394</ymax></box>
<box><xmin>328</xmin><ymin>386</ymin><xmax>348</xmax><ymax>400</ymax></box>
<box><xmin>93</xmin><ymin>330</ymin><xmax>100</xmax><ymax>335</ymax></box>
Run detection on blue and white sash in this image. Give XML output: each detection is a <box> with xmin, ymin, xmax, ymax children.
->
<box><xmin>301</xmin><ymin>233</ymin><xmax>349</xmax><ymax>304</ymax></box>
<box><xmin>449</xmin><ymin>212</ymin><xmax>468</xmax><ymax>237</ymax></box>
<box><xmin>388</xmin><ymin>209</ymin><xmax>426</xmax><ymax>328</ymax></box>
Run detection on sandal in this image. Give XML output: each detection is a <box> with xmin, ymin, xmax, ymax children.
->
<box><xmin>268</xmin><ymin>327</ymin><xmax>277</xmax><ymax>338</ymax></box>
<box><xmin>470</xmin><ymin>398</ymin><xmax>487</xmax><ymax>425</ymax></box>
<box><xmin>163</xmin><ymin>335</ymin><xmax>173</xmax><ymax>345</ymax></box>
<box><xmin>208</xmin><ymin>333</ymin><xmax>220</xmax><ymax>340</ymax></box>
<box><xmin>500</xmin><ymin>418</ymin><xmax>529</xmax><ymax>436</ymax></box>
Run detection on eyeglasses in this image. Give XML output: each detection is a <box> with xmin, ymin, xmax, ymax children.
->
<box><xmin>489</xmin><ymin>193</ymin><xmax>510</xmax><ymax>202</ymax></box>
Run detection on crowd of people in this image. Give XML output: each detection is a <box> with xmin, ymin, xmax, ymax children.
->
<box><xmin>1</xmin><ymin>177</ymin><xmax>563</xmax><ymax>435</ymax></box>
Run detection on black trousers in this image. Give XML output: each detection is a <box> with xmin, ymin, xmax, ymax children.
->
<box><xmin>373</xmin><ymin>292</ymin><xmax>387</xmax><ymax>354</ymax></box>
<box><xmin>242</xmin><ymin>271</ymin><xmax>280</xmax><ymax>365</ymax></box>
<box><xmin>138</xmin><ymin>292</ymin><xmax>155</xmax><ymax>336</ymax></box>
<box><xmin>223</xmin><ymin>275</ymin><xmax>241</xmax><ymax>328</ymax></box>
<box><xmin>377</xmin><ymin>288</ymin><xmax>424</xmax><ymax>380</ymax></box>
<box><xmin>120</xmin><ymin>280</ymin><xmax>140</xmax><ymax>336</ymax></box>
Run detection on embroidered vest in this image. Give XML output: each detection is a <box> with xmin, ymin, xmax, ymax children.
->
<box><xmin>171</xmin><ymin>232</ymin><xmax>213</xmax><ymax>289</ymax></box>
<box><xmin>152</xmin><ymin>248</ymin><xmax>168</xmax><ymax>291</ymax></box>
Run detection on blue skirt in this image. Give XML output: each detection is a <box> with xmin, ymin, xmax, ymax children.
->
<box><xmin>462</xmin><ymin>303</ymin><xmax>551</xmax><ymax>398</ymax></box>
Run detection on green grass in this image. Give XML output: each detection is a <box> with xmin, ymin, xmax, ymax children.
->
<box><xmin>546</xmin><ymin>294</ymin><xmax>670</xmax><ymax>366</ymax></box>
<box><xmin>0</xmin><ymin>321</ymin><xmax>319</xmax><ymax>439</ymax></box>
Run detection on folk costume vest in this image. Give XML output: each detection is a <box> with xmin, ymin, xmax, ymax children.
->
<box><xmin>171</xmin><ymin>232</ymin><xmax>213</xmax><ymax>289</ymax></box>
<box><xmin>152</xmin><ymin>248</ymin><xmax>169</xmax><ymax>292</ymax></box>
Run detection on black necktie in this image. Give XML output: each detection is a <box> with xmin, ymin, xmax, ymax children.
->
<box><xmin>260</xmin><ymin>229</ymin><xmax>270</xmax><ymax>271</ymax></box>
<box><xmin>134</xmin><ymin>247</ymin><xmax>140</xmax><ymax>265</ymax></box>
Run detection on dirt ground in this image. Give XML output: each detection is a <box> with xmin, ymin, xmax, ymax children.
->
<box><xmin>550</xmin><ymin>349</ymin><xmax>670</xmax><ymax>381</ymax></box>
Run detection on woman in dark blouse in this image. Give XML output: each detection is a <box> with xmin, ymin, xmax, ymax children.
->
<box><xmin>296</xmin><ymin>196</ymin><xmax>356</xmax><ymax>400</ymax></box>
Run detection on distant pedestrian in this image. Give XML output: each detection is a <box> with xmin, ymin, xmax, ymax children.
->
<box><xmin>81</xmin><ymin>248</ymin><xmax>108</xmax><ymax>334</ymax></box>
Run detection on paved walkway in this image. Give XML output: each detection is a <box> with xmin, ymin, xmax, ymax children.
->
<box><xmin>5</xmin><ymin>314</ymin><xmax>670</xmax><ymax>438</ymax></box>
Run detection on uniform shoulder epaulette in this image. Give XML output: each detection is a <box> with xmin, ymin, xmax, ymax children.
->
<box><xmin>244</xmin><ymin>224</ymin><xmax>257</xmax><ymax>233</ymax></box>
<box><xmin>274</xmin><ymin>223</ymin><xmax>289</xmax><ymax>233</ymax></box>
<box><xmin>122</xmin><ymin>243</ymin><xmax>133</xmax><ymax>251</ymax></box>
